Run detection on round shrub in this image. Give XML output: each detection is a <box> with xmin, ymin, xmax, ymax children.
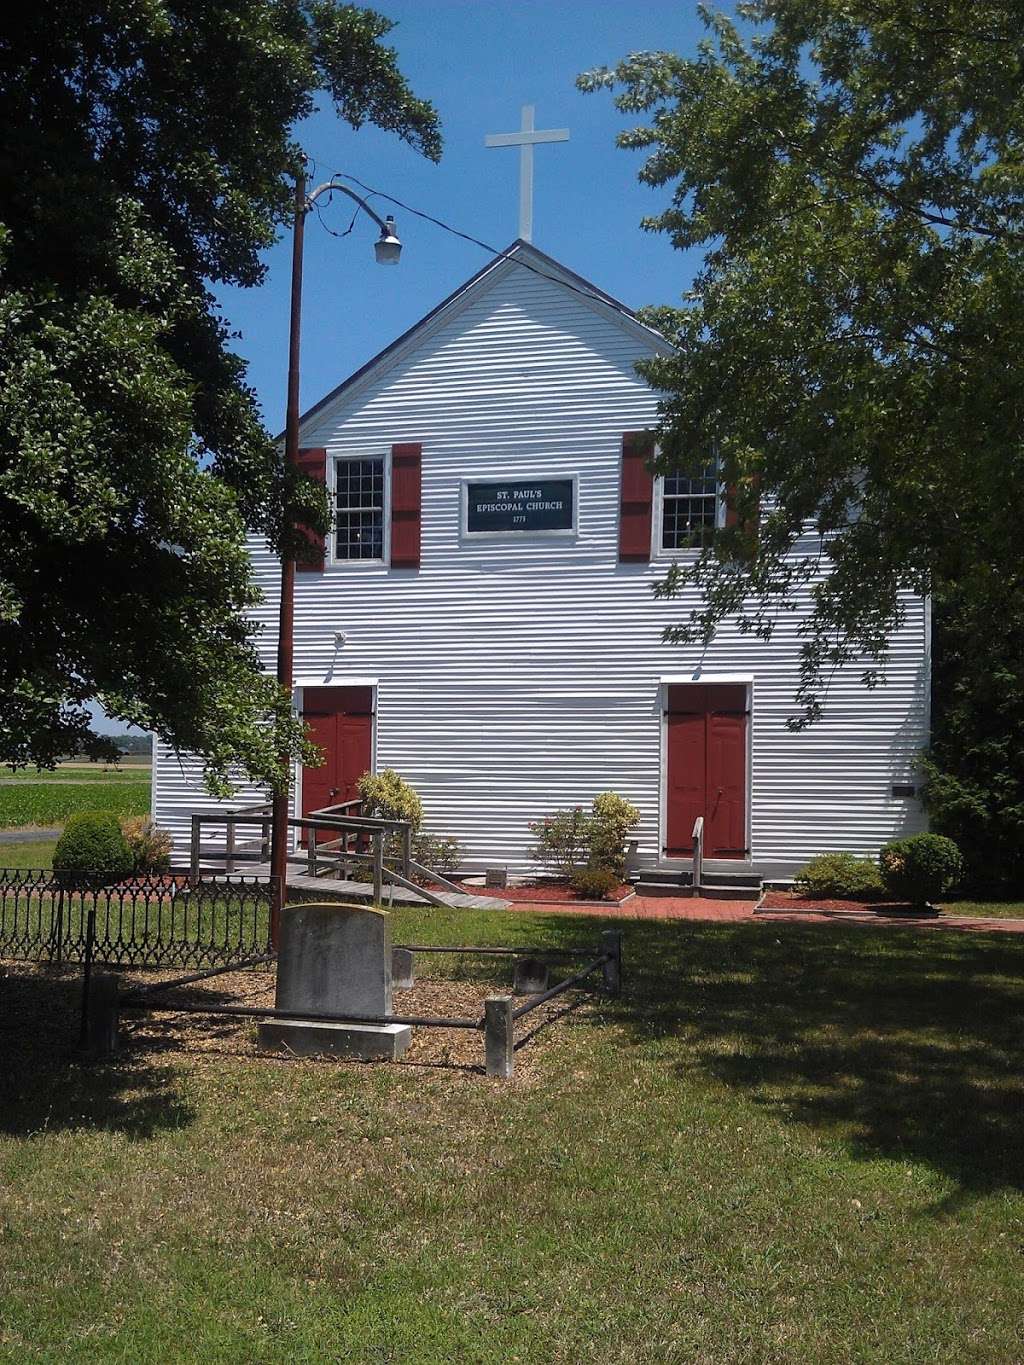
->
<box><xmin>879</xmin><ymin>833</ymin><xmax>964</xmax><ymax>906</ymax></box>
<box><xmin>795</xmin><ymin>852</ymin><xmax>884</xmax><ymax>901</ymax></box>
<box><xmin>53</xmin><ymin>812</ymin><xmax>134</xmax><ymax>886</ymax></box>
<box><xmin>569</xmin><ymin>865</ymin><xmax>620</xmax><ymax>900</ymax></box>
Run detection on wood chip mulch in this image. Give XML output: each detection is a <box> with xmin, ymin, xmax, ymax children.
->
<box><xmin>0</xmin><ymin>958</ymin><xmax>594</xmax><ymax>1080</ymax></box>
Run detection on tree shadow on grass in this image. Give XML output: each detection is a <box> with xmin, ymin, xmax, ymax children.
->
<box><xmin>518</xmin><ymin>913</ymin><xmax>1024</xmax><ymax>1203</ymax></box>
<box><xmin>0</xmin><ymin>963</ymin><xmax>195</xmax><ymax>1140</ymax></box>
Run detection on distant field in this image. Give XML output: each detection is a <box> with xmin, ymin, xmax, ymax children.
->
<box><xmin>0</xmin><ymin>766</ymin><xmax>151</xmax><ymax>829</ymax></box>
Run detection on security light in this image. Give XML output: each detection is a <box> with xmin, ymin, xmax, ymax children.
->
<box><xmin>374</xmin><ymin>216</ymin><xmax>402</xmax><ymax>265</ymax></box>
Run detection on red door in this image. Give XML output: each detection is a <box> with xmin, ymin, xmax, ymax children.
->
<box><xmin>666</xmin><ymin>684</ymin><xmax>748</xmax><ymax>858</ymax></box>
<box><xmin>301</xmin><ymin>688</ymin><xmax>373</xmax><ymax>837</ymax></box>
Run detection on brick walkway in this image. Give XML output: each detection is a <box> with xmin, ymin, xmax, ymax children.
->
<box><xmin>509</xmin><ymin>894</ymin><xmax>1024</xmax><ymax>934</ymax></box>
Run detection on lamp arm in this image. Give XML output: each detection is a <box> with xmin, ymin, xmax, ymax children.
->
<box><xmin>305</xmin><ymin>179</ymin><xmax>390</xmax><ymax>233</ymax></box>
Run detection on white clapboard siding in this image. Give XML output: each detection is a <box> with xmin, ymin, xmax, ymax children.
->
<box><xmin>154</xmin><ymin>246</ymin><xmax>929</xmax><ymax>875</ymax></box>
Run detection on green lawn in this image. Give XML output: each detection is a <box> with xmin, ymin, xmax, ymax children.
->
<box><xmin>0</xmin><ymin>765</ymin><xmax>151</xmax><ymax>830</ymax></box>
<box><xmin>2</xmin><ymin>909</ymin><xmax>1023</xmax><ymax>1362</ymax></box>
<box><xmin>0</xmin><ymin>839</ymin><xmax>58</xmax><ymax>870</ymax></box>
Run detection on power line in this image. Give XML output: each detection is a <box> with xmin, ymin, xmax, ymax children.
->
<box><xmin>303</xmin><ymin>151</ymin><xmax>651</xmax><ymax>328</ymax></box>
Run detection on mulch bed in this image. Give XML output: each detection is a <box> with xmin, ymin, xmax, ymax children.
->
<box><xmin>464</xmin><ymin>880</ymin><xmax>634</xmax><ymax>906</ymax></box>
<box><xmin>758</xmin><ymin>890</ymin><xmax>934</xmax><ymax>916</ymax></box>
<box><xmin>0</xmin><ymin>958</ymin><xmax>591</xmax><ymax>1081</ymax></box>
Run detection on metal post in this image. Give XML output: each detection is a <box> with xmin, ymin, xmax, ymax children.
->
<box><xmin>269</xmin><ymin>166</ymin><xmax>307</xmax><ymax>951</ymax></box>
<box><xmin>78</xmin><ymin>905</ymin><xmax>97</xmax><ymax>1046</ymax></box>
<box><xmin>52</xmin><ymin>885</ymin><xmax>65</xmax><ymax>964</ymax></box>
<box><xmin>225</xmin><ymin>816</ymin><xmax>236</xmax><ymax>875</ymax></box>
<box><xmin>190</xmin><ymin>815</ymin><xmax>201</xmax><ymax>885</ymax></box>
<box><xmin>601</xmin><ymin>930</ymin><xmax>622</xmax><ymax>997</ymax></box>
<box><xmin>485</xmin><ymin>996</ymin><xmax>515</xmax><ymax>1078</ymax></box>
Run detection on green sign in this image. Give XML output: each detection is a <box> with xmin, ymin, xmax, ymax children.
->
<box><xmin>466</xmin><ymin>478</ymin><xmax>574</xmax><ymax>534</ymax></box>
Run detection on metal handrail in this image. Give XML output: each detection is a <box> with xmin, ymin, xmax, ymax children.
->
<box><xmin>692</xmin><ymin>815</ymin><xmax>704</xmax><ymax>894</ymax></box>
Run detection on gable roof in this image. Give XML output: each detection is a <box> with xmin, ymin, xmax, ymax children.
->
<box><xmin>283</xmin><ymin>239</ymin><xmax>673</xmax><ymax>440</ymax></box>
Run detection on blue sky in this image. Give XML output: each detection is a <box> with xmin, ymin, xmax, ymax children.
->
<box><xmin>97</xmin><ymin>3</ymin><xmax>717</xmax><ymax>737</ymax></box>
<box><xmin>215</xmin><ymin>1</ymin><xmax>713</xmax><ymax>429</ymax></box>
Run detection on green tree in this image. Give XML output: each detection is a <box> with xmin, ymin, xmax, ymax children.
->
<box><xmin>0</xmin><ymin>2</ymin><xmax>440</xmax><ymax>791</ymax></box>
<box><xmin>921</xmin><ymin>582</ymin><xmax>1024</xmax><ymax>894</ymax></box>
<box><xmin>579</xmin><ymin>2</ymin><xmax>1023</xmax><ymax>725</ymax></box>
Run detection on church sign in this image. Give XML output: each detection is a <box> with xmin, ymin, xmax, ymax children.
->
<box><xmin>464</xmin><ymin>477</ymin><xmax>575</xmax><ymax>535</ymax></box>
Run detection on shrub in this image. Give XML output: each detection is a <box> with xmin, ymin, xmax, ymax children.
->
<box><xmin>121</xmin><ymin>816</ymin><xmax>173</xmax><ymax>874</ymax></box>
<box><xmin>412</xmin><ymin>833</ymin><xmax>464</xmax><ymax>878</ymax></box>
<box><xmin>357</xmin><ymin>769</ymin><xmax>423</xmax><ymax>831</ymax></box>
<box><xmin>53</xmin><ymin>812</ymin><xmax>133</xmax><ymax>886</ymax></box>
<box><xmin>795</xmin><ymin>852</ymin><xmax>885</xmax><ymax>901</ymax></box>
<box><xmin>569</xmin><ymin>865</ymin><xmax>620</xmax><ymax>900</ymax></box>
<box><xmin>529</xmin><ymin>792</ymin><xmax>640</xmax><ymax>879</ymax></box>
<box><xmin>879</xmin><ymin>833</ymin><xmax>964</xmax><ymax>906</ymax></box>
<box><xmin>590</xmin><ymin>791</ymin><xmax>641</xmax><ymax>878</ymax></box>
<box><xmin>528</xmin><ymin>806</ymin><xmax>595</xmax><ymax>878</ymax></box>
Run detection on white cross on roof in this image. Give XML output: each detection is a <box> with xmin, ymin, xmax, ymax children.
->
<box><xmin>485</xmin><ymin>104</ymin><xmax>569</xmax><ymax>243</ymax></box>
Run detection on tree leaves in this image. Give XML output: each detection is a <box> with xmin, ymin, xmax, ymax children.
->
<box><xmin>0</xmin><ymin>3</ymin><xmax>441</xmax><ymax>788</ymax></box>
<box><xmin>580</xmin><ymin>1</ymin><xmax>1024</xmax><ymax>722</ymax></box>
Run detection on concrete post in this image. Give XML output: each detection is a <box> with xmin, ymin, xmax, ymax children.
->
<box><xmin>484</xmin><ymin>995</ymin><xmax>515</xmax><ymax>1079</ymax></box>
<box><xmin>601</xmin><ymin>930</ymin><xmax>622</xmax><ymax>997</ymax></box>
<box><xmin>82</xmin><ymin>974</ymin><xmax>120</xmax><ymax>1060</ymax></box>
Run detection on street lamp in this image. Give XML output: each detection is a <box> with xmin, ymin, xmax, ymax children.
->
<box><xmin>269</xmin><ymin>166</ymin><xmax>402</xmax><ymax>946</ymax></box>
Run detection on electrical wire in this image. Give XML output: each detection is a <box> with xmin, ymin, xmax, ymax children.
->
<box><xmin>303</xmin><ymin>151</ymin><xmax>651</xmax><ymax>328</ymax></box>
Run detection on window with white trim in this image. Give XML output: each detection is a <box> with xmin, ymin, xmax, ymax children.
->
<box><xmin>335</xmin><ymin>457</ymin><xmax>385</xmax><ymax>560</ymax></box>
<box><xmin>661</xmin><ymin>466</ymin><xmax>720</xmax><ymax>550</ymax></box>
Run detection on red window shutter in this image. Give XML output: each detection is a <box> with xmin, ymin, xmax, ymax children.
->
<box><xmin>291</xmin><ymin>447</ymin><xmax>327</xmax><ymax>572</ymax></box>
<box><xmin>390</xmin><ymin>442</ymin><xmax>422</xmax><ymax>569</ymax></box>
<box><xmin>619</xmin><ymin>431</ymin><xmax>655</xmax><ymax>562</ymax></box>
<box><xmin>723</xmin><ymin>473</ymin><xmax>761</xmax><ymax>539</ymax></box>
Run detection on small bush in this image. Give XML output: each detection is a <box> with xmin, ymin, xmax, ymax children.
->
<box><xmin>528</xmin><ymin>807</ymin><xmax>595</xmax><ymax>878</ymax></box>
<box><xmin>53</xmin><ymin>812</ymin><xmax>134</xmax><ymax>886</ymax></box>
<box><xmin>530</xmin><ymin>792</ymin><xmax>640</xmax><ymax>880</ymax></box>
<box><xmin>590</xmin><ymin>791</ymin><xmax>641</xmax><ymax>878</ymax></box>
<box><xmin>357</xmin><ymin>769</ymin><xmax>423</xmax><ymax>831</ymax></box>
<box><xmin>569</xmin><ymin>866</ymin><xmax>620</xmax><ymax>900</ymax></box>
<box><xmin>795</xmin><ymin>852</ymin><xmax>885</xmax><ymax>900</ymax></box>
<box><xmin>880</xmin><ymin>833</ymin><xmax>964</xmax><ymax>906</ymax></box>
<box><xmin>121</xmin><ymin>817</ymin><xmax>172</xmax><ymax>874</ymax></box>
<box><xmin>412</xmin><ymin>833</ymin><xmax>464</xmax><ymax>878</ymax></box>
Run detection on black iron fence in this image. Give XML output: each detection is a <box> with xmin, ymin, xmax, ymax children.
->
<box><xmin>0</xmin><ymin>868</ymin><xmax>276</xmax><ymax>969</ymax></box>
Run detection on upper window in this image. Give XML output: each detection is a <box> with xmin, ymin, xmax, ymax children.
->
<box><xmin>335</xmin><ymin>457</ymin><xmax>385</xmax><ymax>561</ymax></box>
<box><xmin>661</xmin><ymin>467</ymin><xmax>719</xmax><ymax>551</ymax></box>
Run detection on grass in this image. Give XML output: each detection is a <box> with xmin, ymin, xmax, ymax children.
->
<box><xmin>937</xmin><ymin>898</ymin><xmax>1024</xmax><ymax>919</ymax></box>
<box><xmin>0</xmin><ymin>840</ymin><xmax>58</xmax><ymax>870</ymax></box>
<box><xmin>0</xmin><ymin>766</ymin><xmax>151</xmax><ymax>830</ymax></box>
<box><xmin>2</xmin><ymin>908</ymin><xmax>1024</xmax><ymax>1362</ymax></box>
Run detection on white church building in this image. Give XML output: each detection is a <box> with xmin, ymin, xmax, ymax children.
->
<box><xmin>152</xmin><ymin>239</ymin><xmax>929</xmax><ymax>881</ymax></box>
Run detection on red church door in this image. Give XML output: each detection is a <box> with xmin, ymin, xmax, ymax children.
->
<box><xmin>301</xmin><ymin>687</ymin><xmax>374</xmax><ymax>838</ymax></box>
<box><xmin>665</xmin><ymin>684</ymin><xmax>748</xmax><ymax>858</ymax></box>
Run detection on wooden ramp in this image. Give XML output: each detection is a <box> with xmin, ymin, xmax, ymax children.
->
<box><xmin>238</xmin><ymin>863</ymin><xmax>510</xmax><ymax>911</ymax></box>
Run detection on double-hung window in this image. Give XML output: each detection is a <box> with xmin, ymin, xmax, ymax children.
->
<box><xmin>335</xmin><ymin>457</ymin><xmax>385</xmax><ymax>561</ymax></box>
<box><xmin>661</xmin><ymin>466</ymin><xmax>720</xmax><ymax>551</ymax></box>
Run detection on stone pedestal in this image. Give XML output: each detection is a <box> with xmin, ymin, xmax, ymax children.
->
<box><xmin>258</xmin><ymin>902</ymin><xmax>410</xmax><ymax>1061</ymax></box>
